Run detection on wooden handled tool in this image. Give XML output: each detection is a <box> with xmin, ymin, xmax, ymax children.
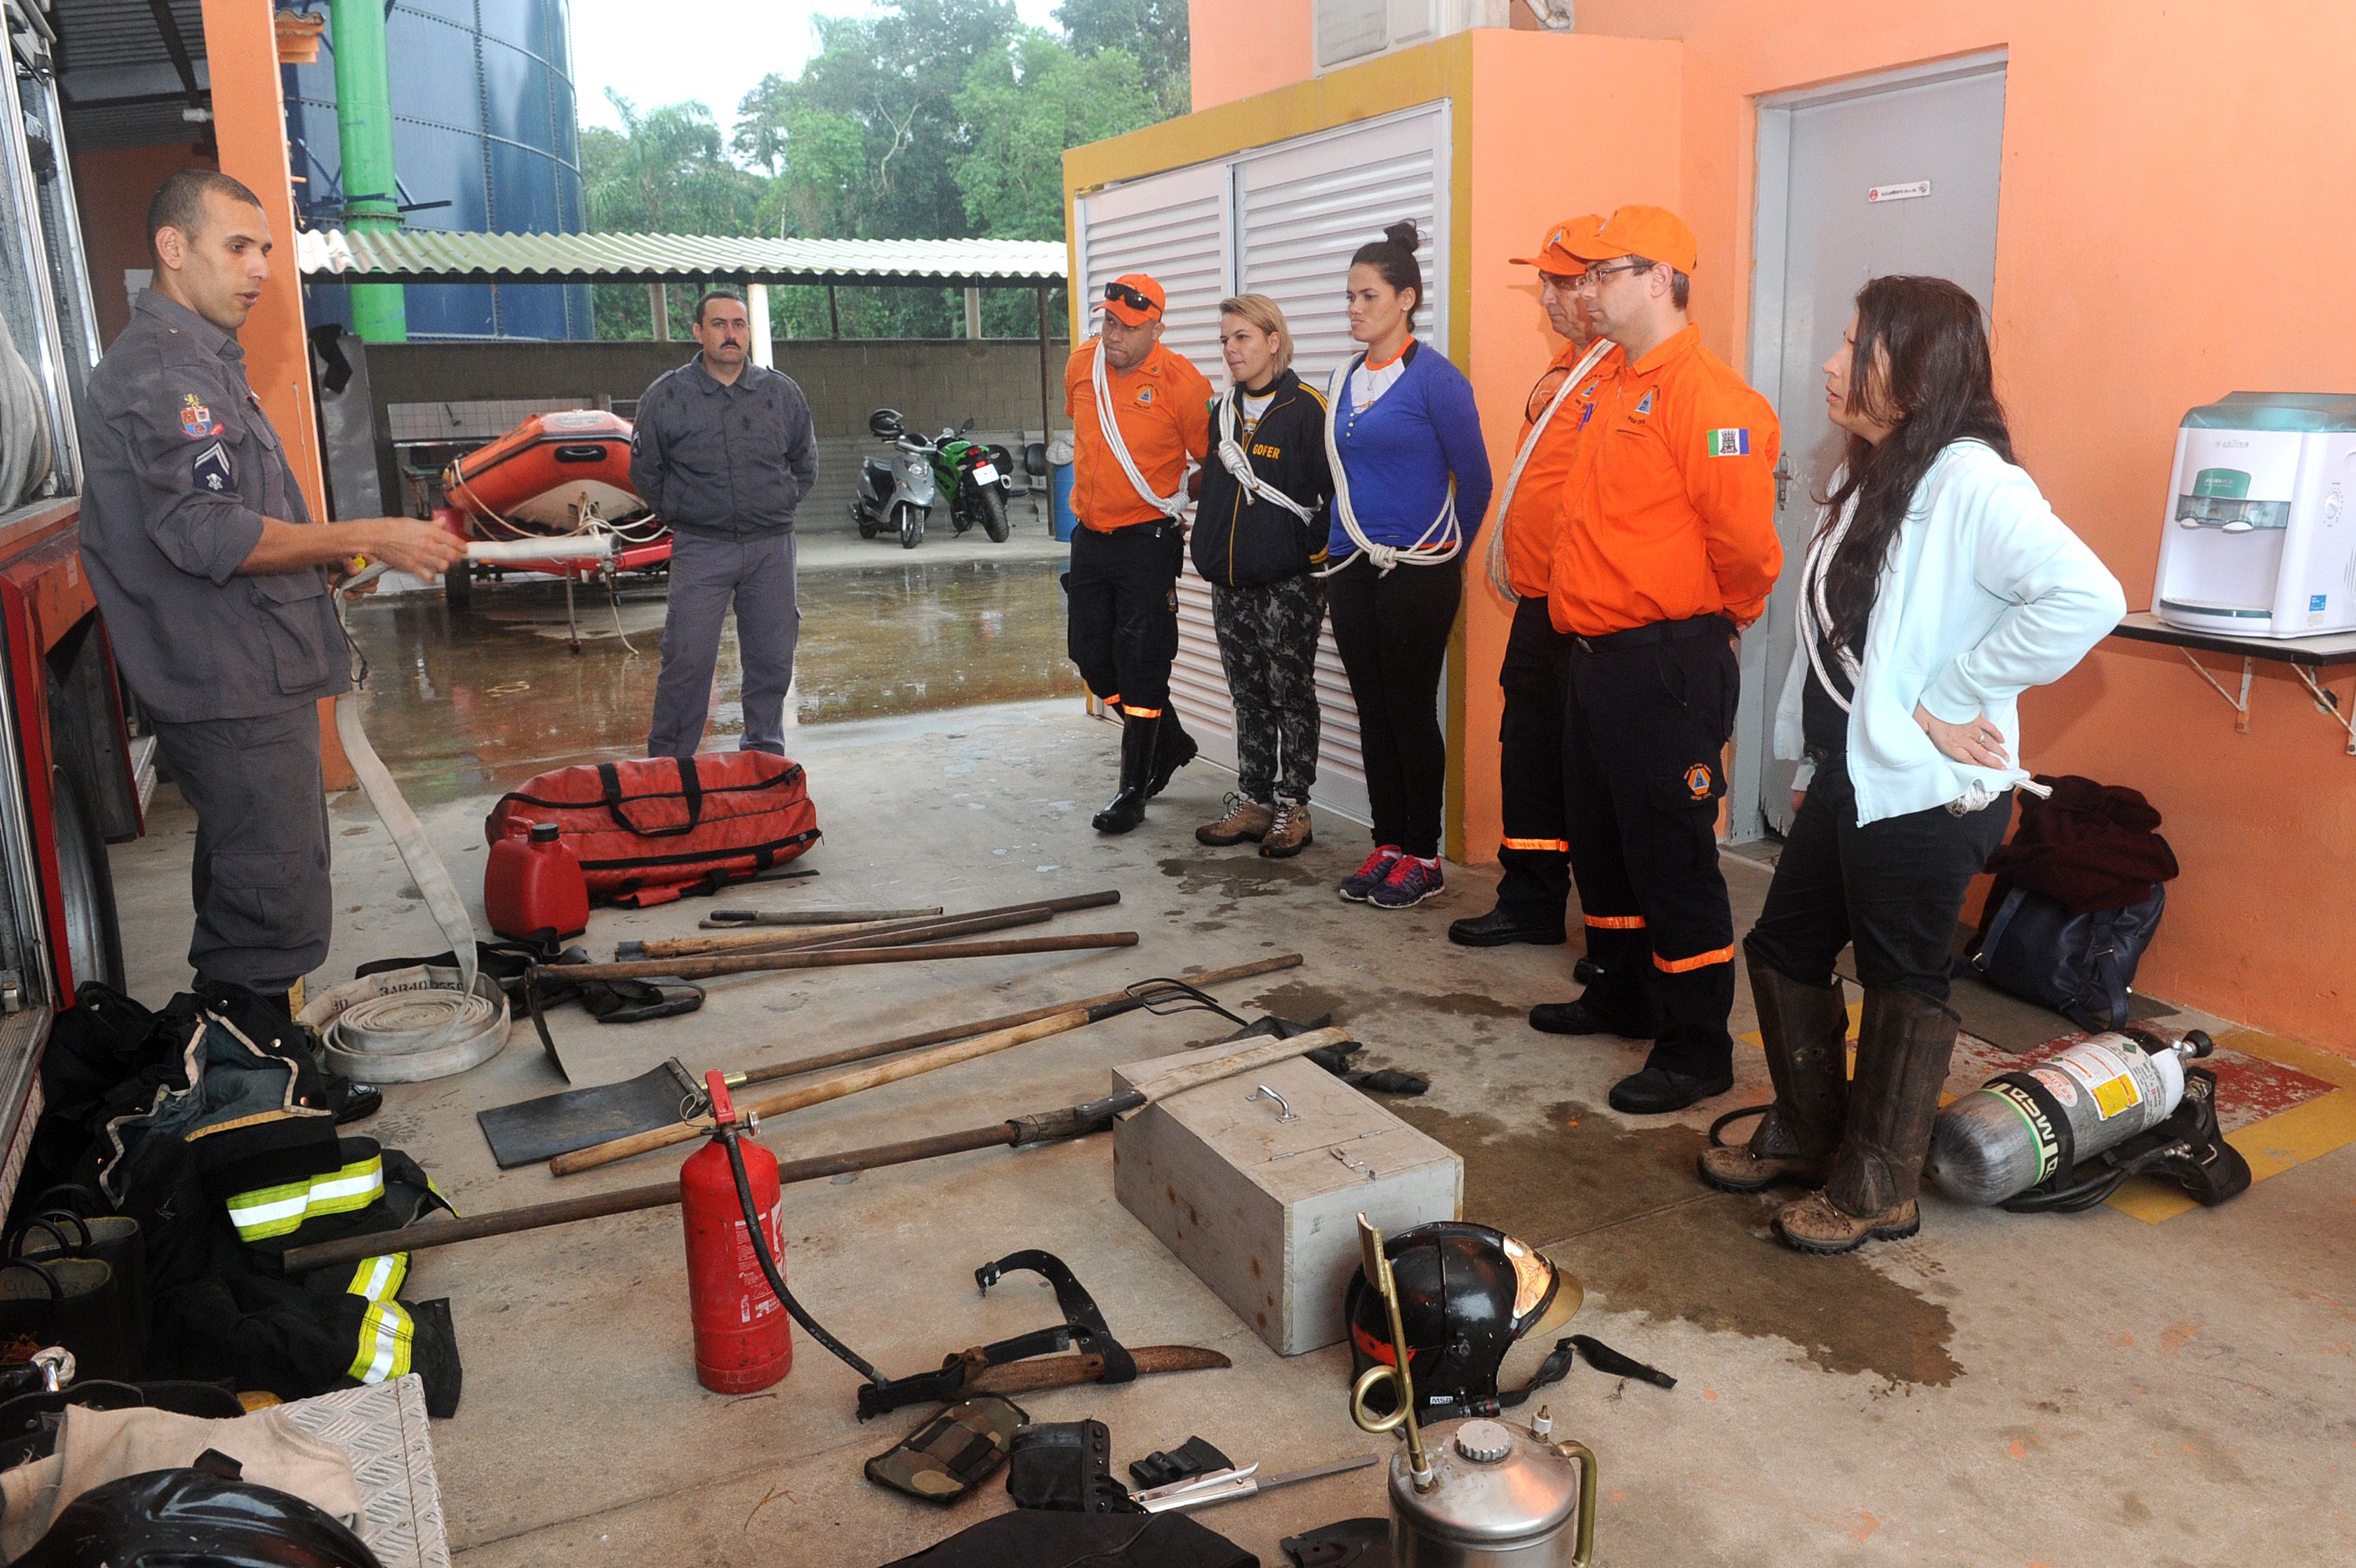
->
<box><xmin>283</xmin><ymin>1024</ymin><xmax>1350</xmax><ymax>1275</ymax></box>
<box><xmin>633</xmin><ymin>890</ymin><xmax>1120</xmax><ymax>961</ymax></box>
<box><xmin>536</xmin><ymin>930</ymin><xmax>1136</xmax><ymax>987</ymax></box>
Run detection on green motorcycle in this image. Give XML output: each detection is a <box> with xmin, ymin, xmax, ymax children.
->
<box><xmin>929</xmin><ymin>418</ymin><xmax>1014</xmax><ymax>544</ymax></box>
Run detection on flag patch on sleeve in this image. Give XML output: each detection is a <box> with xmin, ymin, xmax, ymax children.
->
<box><xmin>1706</xmin><ymin>427</ymin><xmax>1750</xmax><ymax>457</ymax></box>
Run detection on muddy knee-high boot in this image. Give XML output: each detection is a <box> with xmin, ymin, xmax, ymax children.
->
<box><xmin>1699</xmin><ymin>959</ymin><xmax>1850</xmax><ymax>1192</ymax></box>
<box><xmin>1093</xmin><ymin>716</ymin><xmax>1160</xmax><ymax>835</ymax></box>
<box><xmin>1776</xmin><ymin>987</ymin><xmax>1959</xmax><ymax>1253</ymax></box>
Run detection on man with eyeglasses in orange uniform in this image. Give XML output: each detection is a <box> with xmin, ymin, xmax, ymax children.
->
<box><xmin>1064</xmin><ymin>274</ymin><xmax>1215</xmax><ymax>834</ymax></box>
<box><xmin>1529</xmin><ymin>206</ymin><xmax>1783</xmax><ymax>1116</ymax></box>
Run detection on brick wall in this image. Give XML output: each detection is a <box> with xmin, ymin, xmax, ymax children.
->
<box><xmin>358</xmin><ymin>337</ymin><xmax>1072</xmax><ymax>532</ymax></box>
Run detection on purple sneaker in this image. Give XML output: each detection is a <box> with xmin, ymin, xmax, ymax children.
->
<box><xmin>1369</xmin><ymin>855</ymin><xmax>1445</xmax><ymax>909</ymax></box>
<box><xmin>1338</xmin><ymin>846</ymin><xmax>1404</xmax><ymax>902</ymax></box>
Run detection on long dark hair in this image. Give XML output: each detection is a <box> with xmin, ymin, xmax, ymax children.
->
<box><xmin>1350</xmin><ymin>220</ymin><xmax>1423</xmax><ymax>326</ymax></box>
<box><xmin>1817</xmin><ymin>275</ymin><xmax>2014</xmax><ymax>647</ymax></box>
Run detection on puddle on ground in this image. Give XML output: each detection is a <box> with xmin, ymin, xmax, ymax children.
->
<box><xmin>1398</xmin><ymin>1100</ymin><xmax>1962</xmax><ymax>1388</ymax></box>
<box><xmin>1156</xmin><ymin>851</ymin><xmax>1326</xmax><ymax>900</ymax></box>
<box><xmin>345</xmin><ymin>556</ymin><xmax>1079</xmax><ymax>806</ymax></box>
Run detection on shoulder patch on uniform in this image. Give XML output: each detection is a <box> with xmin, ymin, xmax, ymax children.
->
<box><xmin>1630</xmin><ymin>389</ymin><xmax>1656</xmax><ymax>423</ymax></box>
<box><xmin>191</xmin><ymin>439</ymin><xmax>234</xmax><ymax>493</ymax></box>
<box><xmin>1684</xmin><ymin>762</ymin><xmax>1714</xmax><ymax>799</ymax></box>
<box><xmin>179</xmin><ymin>393</ymin><xmax>222</xmax><ymax>438</ymax></box>
<box><xmin>1706</xmin><ymin>427</ymin><xmax>1750</xmax><ymax>456</ymax></box>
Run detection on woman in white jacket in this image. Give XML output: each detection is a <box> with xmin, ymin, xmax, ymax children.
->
<box><xmin>1699</xmin><ymin>276</ymin><xmax>2125</xmax><ymax>1254</ymax></box>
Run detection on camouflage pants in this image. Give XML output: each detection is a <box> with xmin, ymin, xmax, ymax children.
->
<box><xmin>1210</xmin><ymin>575</ymin><xmax>1324</xmax><ymax>805</ymax></box>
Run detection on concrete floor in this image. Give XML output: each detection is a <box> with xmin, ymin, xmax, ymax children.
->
<box><xmin>109</xmin><ymin>549</ymin><xmax>2356</xmax><ymax>1566</ymax></box>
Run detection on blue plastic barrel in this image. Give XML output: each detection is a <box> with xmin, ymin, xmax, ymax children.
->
<box><xmin>1051</xmin><ymin>460</ymin><xmax>1077</xmax><ymax>541</ymax></box>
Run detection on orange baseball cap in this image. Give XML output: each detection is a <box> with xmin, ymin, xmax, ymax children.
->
<box><xmin>1510</xmin><ymin>215</ymin><xmax>1604</xmax><ymax>275</ymax></box>
<box><xmin>1098</xmin><ymin>273</ymin><xmax>1166</xmax><ymax>326</ymax></box>
<box><xmin>1565</xmin><ymin>205</ymin><xmax>1699</xmax><ymax>275</ymax></box>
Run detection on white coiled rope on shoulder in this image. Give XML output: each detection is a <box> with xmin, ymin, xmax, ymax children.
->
<box><xmin>1484</xmin><ymin>339</ymin><xmax>1614</xmax><ymax>602</ymax></box>
<box><xmin>1093</xmin><ymin>341</ymin><xmax>1189</xmax><ymax>521</ymax></box>
<box><xmin>1318</xmin><ymin>356</ymin><xmax>1457</xmax><ymax>577</ymax></box>
<box><xmin>1214</xmin><ymin>391</ymin><xmax>1314</xmax><ymax>523</ymax></box>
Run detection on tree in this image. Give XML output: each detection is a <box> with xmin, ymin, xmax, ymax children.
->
<box><xmin>1054</xmin><ymin>0</ymin><xmax>1190</xmax><ymax>116</ymax></box>
<box><xmin>955</xmin><ymin>30</ymin><xmax>1155</xmax><ymax>242</ymax></box>
<box><xmin>582</xmin><ymin>92</ymin><xmax>767</xmax><ymax>340</ymax></box>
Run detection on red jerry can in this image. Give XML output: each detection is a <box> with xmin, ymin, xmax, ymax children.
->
<box><xmin>678</xmin><ymin>1073</ymin><xmax>792</xmax><ymax>1393</ymax></box>
<box><xmin>483</xmin><ymin>821</ymin><xmax>589</xmax><ymax>943</ymax></box>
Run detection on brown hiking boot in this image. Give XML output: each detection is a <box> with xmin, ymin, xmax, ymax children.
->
<box><xmin>1775</xmin><ymin>986</ymin><xmax>1960</xmax><ymax>1254</ymax></box>
<box><xmin>1196</xmin><ymin>794</ymin><xmax>1273</xmax><ymax>846</ymax></box>
<box><xmin>1258</xmin><ymin>801</ymin><xmax>1313</xmax><ymax>858</ymax></box>
<box><xmin>1773</xmin><ymin>1189</ymin><xmax>1920</xmax><ymax>1253</ymax></box>
<box><xmin>1698</xmin><ymin>959</ymin><xmax>1851</xmax><ymax>1194</ymax></box>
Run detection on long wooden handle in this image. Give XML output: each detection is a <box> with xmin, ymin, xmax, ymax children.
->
<box><xmin>652</xmin><ymin>890</ymin><xmax>1120</xmax><ymax>961</ymax></box>
<box><xmin>543</xmin><ymin>930</ymin><xmax>1136</xmax><ymax>984</ymax></box>
<box><xmin>1127</xmin><ymin>1025</ymin><xmax>1352</xmax><ymax>1104</ymax></box>
<box><xmin>654</xmin><ymin>918</ymin><xmax>923</xmax><ymax>956</ymax></box>
<box><xmin>962</xmin><ymin>1345</ymin><xmax>1232</xmax><ymax>1397</ymax></box>
<box><xmin>736</xmin><ymin>951</ymin><xmax>1307</xmax><ymax>1088</ymax></box>
<box><xmin>701</xmin><ymin>907</ymin><xmax>943</xmax><ymax>929</ymax></box>
<box><xmin>551</xmin><ymin>1006</ymin><xmax>1098</xmax><ymax>1174</ymax></box>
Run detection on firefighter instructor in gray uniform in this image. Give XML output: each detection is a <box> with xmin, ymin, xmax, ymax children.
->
<box><xmin>629</xmin><ymin>289</ymin><xmax>818</xmax><ymax>758</ymax></box>
<box><xmin>79</xmin><ymin>169</ymin><xmax>465</xmax><ymax>1009</ymax></box>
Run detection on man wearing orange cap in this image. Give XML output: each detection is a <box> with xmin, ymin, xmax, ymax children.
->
<box><xmin>1064</xmin><ymin>274</ymin><xmax>1215</xmax><ymax>834</ymax></box>
<box><xmin>1455</xmin><ymin>216</ymin><xmax>1621</xmax><ymax>951</ymax></box>
<box><xmin>1529</xmin><ymin>205</ymin><xmax>1783</xmax><ymax>1115</ymax></box>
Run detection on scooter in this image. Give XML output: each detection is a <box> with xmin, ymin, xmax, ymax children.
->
<box><xmin>930</xmin><ymin>418</ymin><xmax>1014</xmax><ymax>543</ymax></box>
<box><xmin>850</xmin><ymin>409</ymin><xmax>939</xmax><ymax>549</ymax></box>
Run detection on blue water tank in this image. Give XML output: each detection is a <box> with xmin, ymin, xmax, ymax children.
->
<box><xmin>285</xmin><ymin>0</ymin><xmax>593</xmax><ymax>340</ymax></box>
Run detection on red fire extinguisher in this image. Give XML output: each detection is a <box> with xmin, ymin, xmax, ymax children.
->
<box><xmin>679</xmin><ymin>1071</ymin><xmax>792</xmax><ymax>1393</ymax></box>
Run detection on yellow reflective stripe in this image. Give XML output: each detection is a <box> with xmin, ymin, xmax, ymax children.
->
<box><xmin>347</xmin><ymin>1252</ymin><xmax>409</xmax><ymax>1303</ymax></box>
<box><xmin>225</xmin><ymin>1154</ymin><xmax>386</xmax><ymax>1241</ymax></box>
<box><xmin>1500</xmin><ymin>836</ymin><xmax>1571</xmax><ymax>853</ymax></box>
<box><xmin>347</xmin><ymin>1300</ymin><xmax>415</xmax><ymax>1384</ymax></box>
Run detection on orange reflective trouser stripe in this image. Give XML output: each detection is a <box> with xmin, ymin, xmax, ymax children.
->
<box><xmin>1501</xmin><ymin>836</ymin><xmax>1571</xmax><ymax>853</ymax></box>
<box><xmin>1120</xmin><ymin>704</ymin><xmax>1163</xmax><ymax>719</ymax></box>
<box><xmin>1585</xmin><ymin>914</ymin><xmax>1648</xmax><ymax>930</ymax></box>
<box><xmin>1653</xmin><ymin>944</ymin><xmax>1735</xmax><ymax>973</ymax></box>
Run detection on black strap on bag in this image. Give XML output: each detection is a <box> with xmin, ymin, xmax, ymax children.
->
<box><xmin>595</xmin><ymin>755</ymin><xmax>705</xmax><ymax>837</ymax></box>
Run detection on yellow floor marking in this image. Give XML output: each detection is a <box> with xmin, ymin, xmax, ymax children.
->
<box><xmin>1731</xmin><ymin>1020</ymin><xmax>2356</xmax><ymax>1224</ymax></box>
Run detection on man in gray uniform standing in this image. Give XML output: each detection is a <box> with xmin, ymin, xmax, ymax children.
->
<box><xmin>629</xmin><ymin>289</ymin><xmax>818</xmax><ymax>758</ymax></box>
<box><xmin>78</xmin><ymin>169</ymin><xmax>465</xmax><ymax>1009</ymax></box>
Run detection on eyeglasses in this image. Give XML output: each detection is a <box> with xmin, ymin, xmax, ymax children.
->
<box><xmin>1103</xmin><ymin>282</ymin><xmax>1157</xmax><ymax>315</ymax></box>
<box><xmin>1572</xmin><ymin>260</ymin><xmax>1651</xmax><ymax>291</ymax></box>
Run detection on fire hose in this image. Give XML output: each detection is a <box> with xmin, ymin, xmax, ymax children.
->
<box><xmin>304</xmin><ymin>536</ymin><xmax>614</xmax><ymax>1080</ymax></box>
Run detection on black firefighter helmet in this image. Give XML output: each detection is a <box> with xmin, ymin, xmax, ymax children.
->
<box><xmin>17</xmin><ymin>1460</ymin><xmax>383</xmax><ymax>1568</ymax></box>
<box><xmin>868</xmin><ymin>407</ymin><xmax>906</xmax><ymax>439</ymax></box>
<box><xmin>1345</xmin><ymin>1221</ymin><xmax>1582</xmax><ymax>1420</ymax></box>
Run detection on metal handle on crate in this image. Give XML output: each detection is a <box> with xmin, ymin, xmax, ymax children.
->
<box><xmin>1247</xmin><ymin>1084</ymin><xmax>1296</xmax><ymax>1123</ymax></box>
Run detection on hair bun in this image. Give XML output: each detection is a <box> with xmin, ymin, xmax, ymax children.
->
<box><xmin>1382</xmin><ymin>220</ymin><xmax>1419</xmax><ymax>253</ymax></box>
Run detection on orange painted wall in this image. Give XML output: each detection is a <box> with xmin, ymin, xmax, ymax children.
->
<box><xmin>1455</xmin><ymin>31</ymin><xmax>1683</xmax><ymax>862</ymax></box>
<box><xmin>1190</xmin><ymin>0</ymin><xmax>1316</xmax><ymax>110</ymax></box>
<box><xmin>71</xmin><ymin>144</ymin><xmax>218</xmax><ymax>347</ymax></box>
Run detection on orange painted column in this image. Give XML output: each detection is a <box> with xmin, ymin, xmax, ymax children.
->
<box><xmin>196</xmin><ymin>0</ymin><xmax>353</xmax><ymax>788</ymax></box>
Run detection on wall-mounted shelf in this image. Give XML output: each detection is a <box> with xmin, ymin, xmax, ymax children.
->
<box><xmin>2107</xmin><ymin>611</ymin><xmax>2356</xmax><ymax>755</ymax></box>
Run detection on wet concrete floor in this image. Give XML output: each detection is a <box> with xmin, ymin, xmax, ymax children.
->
<box><xmin>349</xmin><ymin>548</ymin><xmax>1078</xmax><ymax>805</ymax></box>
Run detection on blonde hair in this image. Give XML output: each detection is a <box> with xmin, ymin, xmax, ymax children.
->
<box><xmin>1217</xmin><ymin>294</ymin><xmax>1294</xmax><ymax>376</ymax></box>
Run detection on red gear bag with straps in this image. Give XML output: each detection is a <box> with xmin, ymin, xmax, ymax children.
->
<box><xmin>485</xmin><ymin>753</ymin><xmax>820</xmax><ymax>908</ymax></box>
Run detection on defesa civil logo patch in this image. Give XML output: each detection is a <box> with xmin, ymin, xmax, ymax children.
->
<box><xmin>1706</xmin><ymin>427</ymin><xmax>1750</xmax><ymax>457</ymax></box>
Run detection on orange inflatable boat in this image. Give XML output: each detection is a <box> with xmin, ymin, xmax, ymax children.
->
<box><xmin>444</xmin><ymin>409</ymin><xmax>654</xmax><ymax>537</ymax></box>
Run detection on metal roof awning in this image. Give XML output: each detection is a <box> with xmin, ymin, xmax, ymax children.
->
<box><xmin>297</xmin><ymin>230</ymin><xmax>1069</xmax><ymax>288</ymax></box>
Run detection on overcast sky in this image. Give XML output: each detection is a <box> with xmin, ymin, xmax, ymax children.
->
<box><xmin>569</xmin><ymin>0</ymin><xmax>1066</xmax><ymax>141</ymax></box>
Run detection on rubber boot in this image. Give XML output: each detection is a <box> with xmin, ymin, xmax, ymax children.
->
<box><xmin>1776</xmin><ymin>987</ymin><xmax>1960</xmax><ymax>1254</ymax></box>
<box><xmin>1092</xmin><ymin>716</ymin><xmax>1159</xmax><ymax>835</ymax></box>
<box><xmin>1146</xmin><ymin>708</ymin><xmax>1197</xmax><ymax>798</ymax></box>
<box><xmin>1699</xmin><ymin>959</ymin><xmax>1850</xmax><ymax>1192</ymax></box>
<box><xmin>1528</xmin><ymin>927</ymin><xmax>1661</xmax><ymax>1037</ymax></box>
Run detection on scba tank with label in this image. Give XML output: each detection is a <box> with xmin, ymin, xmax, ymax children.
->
<box><xmin>1924</xmin><ymin>1026</ymin><xmax>2212</xmax><ymax>1206</ymax></box>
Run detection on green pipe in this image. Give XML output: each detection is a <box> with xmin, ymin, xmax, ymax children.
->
<box><xmin>330</xmin><ymin>0</ymin><xmax>406</xmax><ymax>342</ymax></box>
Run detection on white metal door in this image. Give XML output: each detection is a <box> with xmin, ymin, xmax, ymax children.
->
<box><xmin>1071</xmin><ymin>106</ymin><xmax>1449</xmax><ymax>828</ymax></box>
<box><xmin>1736</xmin><ymin>56</ymin><xmax>2007</xmax><ymax>839</ymax></box>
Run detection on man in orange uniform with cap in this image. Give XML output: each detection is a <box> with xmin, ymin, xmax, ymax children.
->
<box><xmin>1530</xmin><ymin>206</ymin><xmax>1784</xmax><ymax>1115</ymax></box>
<box><xmin>1454</xmin><ymin>216</ymin><xmax>1620</xmax><ymax>950</ymax></box>
<box><xmin>1064</xmin><ymin>273</ymin><xmax>1215</xmax><ymax>834</ymax></box>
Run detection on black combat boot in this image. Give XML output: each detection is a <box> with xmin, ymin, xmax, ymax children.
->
<box><xmin>1093</xmin><ymin>717</ymin><xmax>1160</xmax><ymax>835</ymax></box>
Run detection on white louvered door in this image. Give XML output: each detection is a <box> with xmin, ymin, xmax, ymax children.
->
<box><xmin>1069</xmin><ymin>104</ymin><xmax>1450</xmax><ymax>829</ymax></box>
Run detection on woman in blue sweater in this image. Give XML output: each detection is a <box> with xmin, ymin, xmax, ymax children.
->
<box><xmin>1699</xmin><ymin>276</ymin><xmax>2123</xmax><ymax>1254</ymax></box>
<box><xmin>1324</xmin><ymin>221</ymin><xmax>1494</xmax><ymax>908</ymax></box>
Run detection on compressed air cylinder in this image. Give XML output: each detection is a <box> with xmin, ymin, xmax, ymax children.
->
<box><xmin>1924</xmin><ymin>1033</ymin><xmax>2198</xmax><ymax>1206</ymax></box>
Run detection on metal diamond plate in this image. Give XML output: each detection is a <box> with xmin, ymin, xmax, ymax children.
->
<box><xmin>281</xmin><ymin>1376</ymin><xmax>451</xmax><ymax>1568</ymax></box>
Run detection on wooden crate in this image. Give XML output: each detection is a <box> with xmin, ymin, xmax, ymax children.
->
<box><xmin>1112</xmin><ymin>1044</ymin><xmax>1461</xmax><ymax>1356</ymax></box>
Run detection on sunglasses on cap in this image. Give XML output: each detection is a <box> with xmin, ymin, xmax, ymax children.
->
<box><xmin>1103</xmin><ymin>282</ymin><xmax>1158</xmax><ymax>315</ymax></box>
